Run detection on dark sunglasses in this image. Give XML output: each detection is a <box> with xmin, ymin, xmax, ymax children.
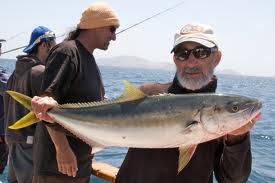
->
<box><xmin>110</xmin><ymin>26</ymin><xmax>117</xmax><ymax>34</ymax></box>
<box><xmin>175</xmin><ymin>46</ymin><xmax>217</xmax><ymax>62</ymax></box>
<box><xmin>0</xmin><ymin>43</ymin><xmax>2</xmax><ymax>48</ymax></box>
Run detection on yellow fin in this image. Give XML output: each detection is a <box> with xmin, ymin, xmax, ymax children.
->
<box><xmin>59</xmin><ymin>80</ymin><xmax>146</xmax><ymax>109</ymax></box>
<box><xmin>116</xmin><ymin>80</ymin><xmax>146</xmax><ymax>102</ymax></box>
<box><xmin>9</xmin><ymin>112</ymin><xmax>40</xmax><ymax>129</ymax></box>
<box><xmin>6</xmin><ymin>91</ymin><xmax>40</xmax><ymax>129</ymax></box>
<box><xmin>6</xmin><ymin>90</ymin><xmax>32</xmax><ymax>110</ymax></box>
<box><xmin>178</xmin><ymin>145</ymin><xmax>197</xmax><ymax>173</ymax></box>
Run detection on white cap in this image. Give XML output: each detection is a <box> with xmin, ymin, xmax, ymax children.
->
<box><xmin>171</xmin><ymin>22</ymin><xmax>218</xmax><ymax>53</ymax></box>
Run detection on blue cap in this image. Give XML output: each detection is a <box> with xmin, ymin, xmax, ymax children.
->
<box><xmin>23</xmin><ymin>26</ymin><xmax>55</xmax><ymax>53</ymax></box>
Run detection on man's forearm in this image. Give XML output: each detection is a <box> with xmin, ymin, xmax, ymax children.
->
<box><xmin>215</xmin><ymin>135</ymin><xmax>251</xmax><ymax>183</ymax></box>
<box><xmin>46</xmin><ymin>126</ymin><xmax>70</xmax><ymax>151</ymax></box>
<box><xmin>46</xmin><ymin>126</ymin><xmax>78</xmax><ymax>177</ymax></box>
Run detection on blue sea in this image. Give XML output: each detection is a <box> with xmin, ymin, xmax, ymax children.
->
<box><xmin>0</xmin><ymin>60</ymin><xmax>274</xmax><ymax>183</ymax></box>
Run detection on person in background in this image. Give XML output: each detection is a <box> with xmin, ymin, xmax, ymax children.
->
<box><xmin>115</xmin><ymin>22</ymin><xmax>261</xmax><ymax>183</ymax></box>
<box><xmin>30</xmin><ymin>2</ymin><xmax>120</xmax><ymax>183</ymax></box>
<box><xmin>4</xmin><ymin>26</ymin><xmax>56</xmax><ymax>183</ymax></box>
<box><xmin>0</xmin><ymin>38</ymin><xmax>8</xmax><ymax>175</ymax></box>
<box><xmin>0</xmin><ymin>39</ymin><xmax>6</xmax><ymax>56</ymax></box>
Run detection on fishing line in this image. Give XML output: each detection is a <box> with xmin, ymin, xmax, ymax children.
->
<box><xmin>1</xmin><ymin>1</ymin><xmax>184</xmax><ymax>55</ymax></box>
<box><xmin>5</xmin><ymin>32</ymin><xmax>25</xmax><ymax>41</ymax></box>
<box><xmin>1</xmin><ymin>34</ymin><xmax>65</xmax><ymax>55</ymax></box>
<box><xmin>116</xmin><ymin>1</ymin><xmax>184</xmax><ymax>35</ymax></box>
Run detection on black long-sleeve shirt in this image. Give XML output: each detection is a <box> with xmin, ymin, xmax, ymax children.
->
<box><xmin>116</xmin><ymin>77</ymin><xmax>251</xmax><ymax>183</ymax></box>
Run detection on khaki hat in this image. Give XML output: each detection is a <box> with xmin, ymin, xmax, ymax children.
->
<box><xmin>77</xmin><ymin>2</ymin><xmax>120</xmax><ymax>29</ymax></box>
<box><xmin>171</xmin><ymin>22</ymin><xmax>218</xmax><ymax>53</ymax></box>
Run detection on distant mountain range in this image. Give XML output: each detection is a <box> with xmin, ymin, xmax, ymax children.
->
<box><xmin>97</xmin><ymin>56</ymin><xmax>242</xmax><ymax>75</ymax></box>
<box><xmin>97</xmin><ymin>56</ymin><xmax>175</xmax><ymax>71</ymax></box>
<box><xmin>0</xmin><ymin>56</ymin><xmax>242</xmax><ymax>75</ymax></box>
<box><xmin>215</xmin><ymin>69</ymin><xmax>242</xmax><ymax>75</ymax></box>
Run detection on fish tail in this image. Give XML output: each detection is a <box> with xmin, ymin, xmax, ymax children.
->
<box><xmin>6</xmin><ymin>91</ymin><xmax>40</xmax><ymax>129</ymax></box>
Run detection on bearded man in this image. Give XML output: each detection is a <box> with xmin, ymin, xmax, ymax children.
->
<box><xmin>115</xmin><ymin>22</ymin><xmax>260</xmax><ymax>183</ymax></box>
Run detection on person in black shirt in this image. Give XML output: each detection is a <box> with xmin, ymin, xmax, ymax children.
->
<box><xmin>115</xmin><ymin>22</ymin><xmax>261</xmax><ymax>183</ymax></box>
<box><xmin>31</xmin><ymin>2</ymin><xmax>120</xmax><ymax>183</ymax></box>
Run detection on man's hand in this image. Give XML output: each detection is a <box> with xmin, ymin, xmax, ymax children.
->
<box><xmin>229</xmin><ymin>113</ymin><xmax>261</xmax><ymax>136</ymax></box>
<box><xmin>31</xmin><ymin>96</ymin><xmax>58</xmax><ymax>122</ymax></box>
<box><xmin>46</xmin><ymin>126</ymin><xmax>78</xmax><ymax>177</ymax></box>
<box><xmin>56</xmin><ymin>146</ymin><xmax>78</xmax><ymax>177</ymax></box>
<box><xmin>139</xmin><ymin>82</ymin><xmax>171</xmax><ymax>96</ymax></box>
<box><xmin>225</xmin><ymin>113</ymin><xmax>261</xmax><ymax>145</ymax></box>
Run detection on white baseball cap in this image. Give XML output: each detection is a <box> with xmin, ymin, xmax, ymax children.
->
<box><xmin>171</xmin><ymin>22</ymin><xmax>218</xmax><ymax>53</ymax></box>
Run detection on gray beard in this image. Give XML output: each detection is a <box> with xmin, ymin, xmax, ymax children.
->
<box><xmin>176</xmin><ymin>69</ymin><xmax>214</xmax><ymax>91</ymax></box>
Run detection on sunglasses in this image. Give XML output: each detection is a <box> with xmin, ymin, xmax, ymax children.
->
<box><xmin>175</xmin><ymin>47</ymin><xmax>217</xmax><ymax>62</ymax></box>
<box><xmin>110</xmin><ymin>26</ymin><xmax>117</xmax><ymax>34</ymax></box>
<box><xmin>0</xmin><ymin>43</ymin><xmax>2</xmax><ymax>48</ymax></box>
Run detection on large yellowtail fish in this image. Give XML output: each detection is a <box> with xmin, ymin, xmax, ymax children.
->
<box><xmin>6</xmin><ymin>81</ymin><xmax>262</xmax><ymax>173</ymax></box>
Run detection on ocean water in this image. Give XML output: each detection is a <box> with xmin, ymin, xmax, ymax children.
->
<box><xmin>0</xmin><ymin>60</ymin><xmax>274</xmax><ymax>183</ymax></box>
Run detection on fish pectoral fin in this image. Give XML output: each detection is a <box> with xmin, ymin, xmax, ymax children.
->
<box><xmin>115</xmin><ymin>80</ymin><xmax>146</xmax><ymax>102</ymax></box>
<box><xmin>178</xmin><ymin>145</ymin><xmax>197</xmax><ymax>174</ymax></box>
<box><xmin>91</xmin><ymin>146</ymin><xmax>105</xmax><ymax>154</ymax></box>
<box><xmin>9</xmin><ymin>112</ymin><xmax>40</xmax><ymax>129</ymax></box>
<box><xmin>87</xmin><ymin>139</ymin><xmax>106</xmax><ymax>154</ymax></box>
<box><xmin>6</xmin><ymin>90</ymin><xmax>32</xmax><ymax>110</ymax></box>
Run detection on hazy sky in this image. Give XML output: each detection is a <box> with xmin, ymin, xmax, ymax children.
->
<box><xmin>1</xmin><ymin>0</ymin><xmax>274</xmax><ymax>76</ymax></box>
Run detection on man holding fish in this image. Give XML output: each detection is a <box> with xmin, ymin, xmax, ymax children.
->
<box><xmin>115</xmin><ymin>23</ymin><xmax>261</xmax><ymax>183</ymax></box>
<box><xmin>28</xmin><ymin>2</ymin><xmax>120</xmax><ymax>183</ymax></box>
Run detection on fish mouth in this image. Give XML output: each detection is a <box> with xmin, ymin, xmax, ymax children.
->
<box><xmin>247</xmin><ymin>101</ymin><xmax>262</xmax><ymax>120</ymax></box>
<box><xmin>253</xmin><ymin>101</ymin><xmax>262</xmax><ymax>112</ymax></box>
<box><xmin>246</xmin><ymin>101</ymin><xmax>262</xmax><ymax>116</ymax></box>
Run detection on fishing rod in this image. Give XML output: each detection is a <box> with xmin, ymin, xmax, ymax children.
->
<box><xmin>0</xmin><ymin>32</ymin><xmax>25</xmax><ymax>54</ymax></box>
<box><xmin>5</xmin><ymin>32</ymin><xmax>25</xmax><ymax>41</ymax></box>
<box><xmin>116</xmin><ymin>1</ymin><xmax>184</xmax><ymax>35</ymax></box>
<box><xmin>2</xmin><ymin>1</ymin><xmax>184</xmax><ymax>55</ymax></box>
<box><xmin>0</xmin><ymin>32</ymin><xmax>24</xmax><ymax>43</ymax></box>
<box><xmin>1</xmin><ymin>34</ymin><xmax>65</xmax><ymax>55</ymax></box>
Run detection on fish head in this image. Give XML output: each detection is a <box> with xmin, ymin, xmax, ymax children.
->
<box><xmin>200</xmin><ymin>94</ymin><xmax>262</xmax><ymax>136</ymax></box>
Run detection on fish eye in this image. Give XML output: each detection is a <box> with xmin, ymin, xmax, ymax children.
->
<box><xmin>226</xmin><ymin>101</ymin><xmax>240</xmax><ymax>113</ymax></box>
<box><xmin>231</xmin><ymin>105</ymin><xmax>239</xmax><ymax>113</ymax></box>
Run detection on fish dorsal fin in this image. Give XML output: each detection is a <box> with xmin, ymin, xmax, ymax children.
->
<box><xmin>178</xmin><ymin>145</ymin><xmax>197</xmax><ymax>174</ymax></box>
<box><xmin>59</xmin><ymin>80</ymin><xmax>146</xmax><ymax>109</ymax></box>
<box><xmin>116</xmin><ymin>80</ymin><xmax>146</xmax><ymax>102</ymax></box>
